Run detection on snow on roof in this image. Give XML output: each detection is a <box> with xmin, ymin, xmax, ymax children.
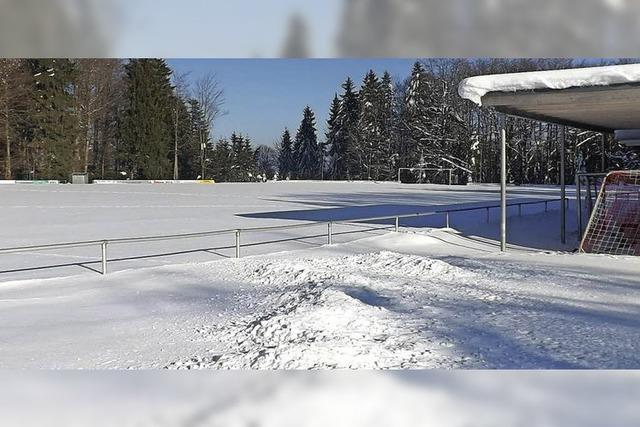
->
<box><xmin>458</xmin><ymin>63</ymin><xmax>640</xmax><ymax>106</ymax></box>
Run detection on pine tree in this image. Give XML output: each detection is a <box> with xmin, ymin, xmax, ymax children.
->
<box><xmin>278</xmin><ymin>128</ymin><xmax>293</xmax><ymax>179</ymax></box>
<box><xmin>210</xmin><ymin>138</ymin><xmax>232</xmax><ymax>182</ymax></box>
<box><xmin>336</xmin><ymin>77</ymin><xmax>360</xmax><ymax>180</ymax></box>
<box><xmin>29</xmin><ymin>59</ymin><xmax>79</xmax><ymax>180</ymax></box>
<box><xmin>404</xmin><ymin>61</ymin><xmax>433</xmax><ymax>168</ymax></box>
<box><xmin>291</xmin><ymin>126</ymin><xmax>302</xmax><ymax>179</ymax></box>
<box><xmin>295</xmin><ymin>106</ymin><xmax>320</xmax><ymax>180</ymax></box>
<box><xmin>230</xmin><ymin>132</ymin><xmax>243</xmax><ymax>181</ymax></box>
<box><xmin>120</xmin><ymin>59</ymin><xmax>174</xmax><ymax>179</ymax></box>
<box><xmin>240</xmin><ymin>135</ymin><xmax>256</xmax><ymax>181</ymax></box>
<box><xmin>325</xmin><ymin>94</ymin><xmax>342</xmax><ymax>180</ymax></box>
<box><xmin>378</xmin><ymin>71</ymin><xmax>395</xmax><ymax>180</ymax></box>
<box><xmin>357</xmin><ymin>69</ymin><xmax>382</xmax><ymax>180</ymax></box>
<box><xmin>230</xmin><ymin>133</ymin><xmax>255</xmax><ymax>182</ymax></box>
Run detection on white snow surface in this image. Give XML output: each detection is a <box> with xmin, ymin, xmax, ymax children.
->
<box><xmin>458</xmin><ymin>63</ymin><xmax>640</xmax><ymax>105</ymax></box>
<box><xmin>2</xmin><ymin>230</ymin><xmax>639</xmax><ymax>369</ymax></box>
<box><xmin>1</xmin><ymin>181</ymin><xmax>639</xmax><ymax>369</ymax></box>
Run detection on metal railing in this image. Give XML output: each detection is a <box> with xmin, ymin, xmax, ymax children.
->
<box><xmin>0</xmin><ymin>198</ymin><xmax>564</xmax><ymax>275</ymax></box>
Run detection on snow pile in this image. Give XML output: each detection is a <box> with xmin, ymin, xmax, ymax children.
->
<box><xmin>167</xmin><ymin>252</ymin><xmax>479</xmax><ymax>369</ymax></box>
<box><xmin>160</xmin><ymin>239</ymin><xmax>640</xmax><ymax>370</ymax></box>
<box><xmin>458</xmin><ymin>63</ymin><xmax>640</xmax><ymax>105</ymax></box>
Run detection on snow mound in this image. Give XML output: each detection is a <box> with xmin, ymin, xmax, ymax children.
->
<box><xmin>167</xmin><ymin>252</ymin><xmax>479</xmax><ymax>369</ymax></box>
<box><xmin>458</xmin><ymin>63</ymin><xmax>640</xmax><ymax>105</ymax></box>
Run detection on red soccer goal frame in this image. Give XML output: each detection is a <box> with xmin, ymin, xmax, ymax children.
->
<box><xmin>580</xmin><ymin>171</ymin><xmax>640</xmax><ymax>256</ymax></box>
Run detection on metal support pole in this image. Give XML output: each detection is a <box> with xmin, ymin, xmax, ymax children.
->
<box><xmin>601</xmin><ymin>133</ymin><xmax>606</xmax><ymax>172</ymax></box>
<box><xmin>327</xmin><ymin>222</ymin><xmax>333</xmax><ymax>245</ymax></box>
<box><xmin>577</xmin><ymin>175</ymin><xmax>582</xmax><ymax>237</ymax></box>
<box><xmin>235</xmin><ymin>230</ymin><xmax>241</xmax><ymax>258</ymax></box>
<box><xmin>445</xmin><ymin>212</ymin><xmax>450</xmax><ymax>228</ymax></box>
<box><xmin>101</xmin><ymin>241</ymin><xmax>108</xmax><ymax>275</ymax></box>
<box><xmin>560</xmin><ymin>126</ymin><xmax>566</xmax><ymax>244</ymax></box>
<box><xmin>394</xmin><ymin>216</ymin><xmax>399</xmax><ymax>232</ymax></box>
<box><xmin>500</xmin><ymin>124</ymin><xmax>507</xmax><ymax>252</ymax></box>
<box><xmin>586</xmin><ymin>179</ymin><xmax>593</xmax><ymax>213</ymax></box>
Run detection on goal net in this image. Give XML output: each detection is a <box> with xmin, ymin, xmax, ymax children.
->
<box><xmin>580</xmin><ymin>170</ymin><xmax>640</xmax><ymax>256</ymax></box>
<box><xmin>397</xmin><ymin>168</ymin><xmax>453</xmax><ymax>185</ymax></box>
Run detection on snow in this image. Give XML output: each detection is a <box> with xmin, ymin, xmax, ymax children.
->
<box><xmin>458</xmin><ymin>63</ymin><xmax>640</xmax><ymax>105</ymax></box>
<box><xmin>1</xmin><ymin>181</ymin><xmax>639</xmax><ymax>369</ymax></box>
<box><xmin>1</xmin><ymin>229</ymin><xmax>639</xmax><ymax>369</ymax></box>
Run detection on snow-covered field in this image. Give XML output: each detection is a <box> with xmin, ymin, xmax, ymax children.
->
<box><xmin>2</xmin><ymin>181</ymin><xmax>639</xmax><ymax>369</ymax></box>
<box><xmin>0</xmin><ymin>181</ymin><xmax>573</xmax><ymax>281</ymax></box>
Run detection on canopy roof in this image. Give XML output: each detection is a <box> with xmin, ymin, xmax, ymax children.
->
<box><xmin>458</xmin><ymin>64</ymin><xmax>640</xmax><ymax>133</ymax></box>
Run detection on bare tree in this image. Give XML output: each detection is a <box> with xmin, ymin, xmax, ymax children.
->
<box><xmin>171</xmin><ymin>71</ymin><xmax>191</xmax><ymax>179</ymax></box>
<box><xmin>194</xmin><ymin>73</ymin><xmax>225</xmax><ymax>178</ymax></box>
<box><xmin>0</xmin><ymin>59</ymin><xmax>29</xmax><ymax>179</ymax></box>
<box><xmin>74</xmin><ymin>59</ymin><xmax>122</xmax><ymax>174</ymax></box>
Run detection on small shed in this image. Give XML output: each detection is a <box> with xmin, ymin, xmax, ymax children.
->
<box><xmin>71</xmin><ymin>173</ymin><xmax>89</xmax><ymax>185</ymax></box>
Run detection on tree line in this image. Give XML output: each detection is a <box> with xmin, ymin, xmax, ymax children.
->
<box><xmin>1</xmin><ymin>58</ymin><xmax>636</xmax><ymax>184</ymax></box>
<box><xmin>278</xmin><ymin>58</ymin><xmax>638</xmax><ymax>185</ymax></box>
<box><xmin>0</xmin><ymin>58</ymin><xmax>228</xmax><ymax>181</ymax></box>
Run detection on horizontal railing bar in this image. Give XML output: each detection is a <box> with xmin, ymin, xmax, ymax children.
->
<box><xmin>0</xmin><ymin>197</ymin><xmax>562</xmax><ymax>256</ymax></box>
<box><xmin>436</xmin><ymin>198</ymin><xmax>563</xmax><ymax>214</ymax></box>
<box><xmin>0</xmin><ymin>240</ymin><xmax>105</xmax><ymax>254</ymax></box>
<box><xmin>239</xmin><ymin>221</ymin><xmax>331</xmax><ymax>233</ymax></box>
<box><xmin>338</xmin><ymin>198</ymin><xmax>562</xmax><ymax>224</ymax></box>
<box><xmin>109</xmin><ymin>228</ymin><xmax>237</xmax><ymax>244</ymax></box>
<box><xmin>334</xmin><ymin>211</ymin><xmax>438</xmax><ymax>224</ymax></box>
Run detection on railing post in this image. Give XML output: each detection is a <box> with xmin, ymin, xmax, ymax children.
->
<box><xmin>101</xmin><ymin>241</ymin><xmax>108</xmax><ymax>275</ymax></box>
<box><xmin>445</xmin><ymin>211</ymin><xmax>450</xmax><ymax>228</ymax></box>
<box><xmin>327</xmin><ymin>222</ymin><xmax>333</xmax><ymax>244</ymax></box>
<box><xmin>235</xmin><ymin>229</ymin><xmax>241</xmax><ymax>258</ymax></box>
<box><xmin>394</xmin><ymin>216</ymin><xmax>399</xmax><ymax>232</ymax></box>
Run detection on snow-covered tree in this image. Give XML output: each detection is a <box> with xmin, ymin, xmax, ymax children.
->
<box><xmin>277</xmin><ymin>128</ymin><xmax>294</xmax><ymax>179</ymax></box>
<box><xmin>338</xmin><ymin>77</ymin><xmax>360</xmax><ymax>179</ymax></box>
<box><xmin>326</xmin><ymin>94</ymin><xmax>342</xmax><ymax>180</ymax></box>
<box><xmin>294</xmin><ymin>106</ymin><xmax>320</xmax><ymax>180</ymax></box>
<box><xmin>357</xmin><ymin>70</ymin><xmax>381</xmax><ymax>179</ymax></box>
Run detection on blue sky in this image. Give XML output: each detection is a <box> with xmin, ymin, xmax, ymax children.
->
<box><xmin>167</xmin><ymin>59</ymin><xmax>417</xmax><ymax>146</ymax></box>
<box><xmin>114</xmin><ymin>0</ymin><xmax>342</xmax><ymax>57</ymax></box>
